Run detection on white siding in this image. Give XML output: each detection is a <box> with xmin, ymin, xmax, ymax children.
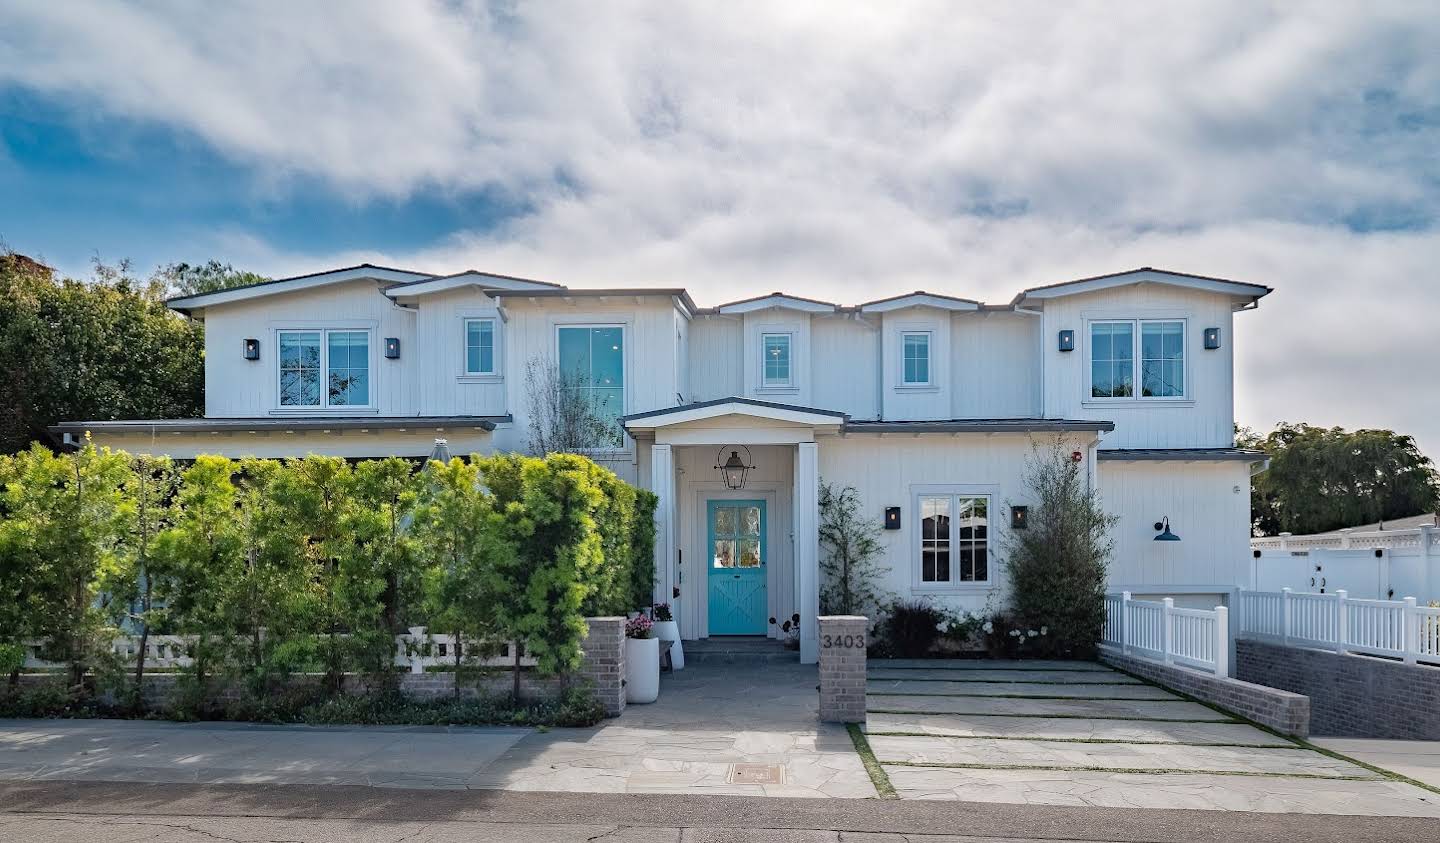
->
<box><xmin>879</xmin><ymin>308</ymin><xmax>950</xmax><ymax>421</ymax></box>
<box><xmin>818</xmin><ymin>433</ymin><xmax>1093</xmax><ymax>615</ymax></box>
<box><xmin>202</xmin><ymin>279</ymin><xmax>417</xmax><ymax>417</ymax></box>
<box><xmin>951</xmin><ymin>311</ymin><xmax>1040</xmax><ymax>419</ymax></box>
<box><xmin>1100</xmin><ymin>460</ymin><xmax>1253</xmax><ymax>591</ymax></box>
<box><xmin>1040</xmin><ymin>285</ymin><xmax>1237</xmax><ymax>448</ymax></box>
<box><xmin>687</xmin><ymin>316</ymin><xmax>742</xmax><ymax>402</ymax></box>
<box><xmin>412</xmin><ymin>287</ymin><xmax>507</xmax><ymax>419</ymax></box>
<box><xmin>742</xmin><ymin>309</ymin><xmax>812</xmax><ymax>405</ymax></box>
<box><xmin>812</xmin><ymin>316</ymin><xmax>879</xmax><ymax>419</ymax></box>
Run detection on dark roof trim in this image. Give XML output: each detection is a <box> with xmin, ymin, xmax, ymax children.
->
<box><xmin>858</xmin><ymin>290</ymin><xmax>981</xmax><ymax>308</ymax></box>
<box><xmin>621</xmin><ymin>396</ymin><xmax>848</xmax><ymax>424</ymax></box>
<box><xmin>714</xmin><ymin>291</ymin><xmax>839</xmax><ymax>310</ymax></box>
<box><xmin>388</xmin><ymin>268</ymin><xmax>566</xmax><ymax>290</ymax></box>
<box><xmin>1098</xmin><ymin>448</ymin><xmax>1268</xmax><ymax>462</ymax></box>
<box><xmin>51</xmin><ymin>415</ymin><xmax>510</xmax><ymax>434</ymax></box>
<box><xmin>164</xmin><ymin>262</ymin><xmax>434</xmax><ymax>306</ymax></box>
<box><xmin>844</xmin><ymin>419</ymin><xmax>1115</xmax><ymax>434</ymax></box>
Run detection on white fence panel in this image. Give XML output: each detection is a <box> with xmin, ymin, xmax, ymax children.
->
<box><xmin>1104</xmin><ymin>593</ymin><xmax>1229</xmax><ymax>677</ymax></box>
<box><xmin>1237</xmin><ymin>589</ymin><xmax>1440</xmax><ymax>667</ymax></box>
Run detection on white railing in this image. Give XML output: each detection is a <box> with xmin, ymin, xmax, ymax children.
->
<box><xmin>1252</xmin><ymin>524</ymin><xmax>1440</xmax><ymax>552</ymax></box>
<box><xmin>1102</xmin><ymin>592</ymin><xmax>1229</xmax><ymax>677</ymax></box>
<box><xmin>23</xmin><ymin>627</ymin><xmax>536</xmax><ymax>673</ymax></box>
<box><xmin>1237</xmin><ymin>588</ymin><xmax>1440</xmax><ymax>667</ymax></box>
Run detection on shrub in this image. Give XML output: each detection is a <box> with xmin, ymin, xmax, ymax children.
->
<box><xmin>880</xmin><ymin>600</ymin><xmax>945</xmax><ymax>658</ymax></box>
<box><xmin>818</xmin><ymin>482</ymin><xmax>888</xmax><ymax>617</ymax></box>
<box><xmin>1001</xmin><ymin>440</ymin><xmax>1118</xmax><ymax>658</ymax></box>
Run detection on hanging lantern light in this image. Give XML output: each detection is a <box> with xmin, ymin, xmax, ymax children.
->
<box><xmin>715</xmin><ymin>445</ymin><xmax>756</xmax><ymax>490</ymax></box>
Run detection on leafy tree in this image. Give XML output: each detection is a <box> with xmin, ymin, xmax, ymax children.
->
<box><xmin>152</xmin><ymin>456</ymin><xmax>243</xmax><ymax>708</ymax></box>
<box><xmin>349</xmin><ymin>458</ymin><xmax>425</xmax><ymax>682</ymax></box>
<box><xmin>1001</xmin><ymin>439</ymin><xmax>1118</xmax><ymax>659</ymax></box>
<box><xmin>414</xmin><ymin>456</ymin><xmax>513</xmax><ymax>693</ymax></box>
<box><xmin>1241</xmin><ymin>423</ymin><xmax>1440</xmax><ymax>535</ymax></box>
<box><xmin>154</xmin><ymin>261</ymin><xmax>268</xmax><ymax>298</ymax></box>
<box><xmin>818</xmin><ymin>481</ymin><xmax>889</xmax><ymax>617</ymax></box>
<box><xmin>103</xmin><ymin>454</ymin><xmax>178</xmax><ymax>709</ymax></box>
<box><xmin>0</xmin><ymin>253</ymin><xmax>205</xmax><ymax>453</ymax></box>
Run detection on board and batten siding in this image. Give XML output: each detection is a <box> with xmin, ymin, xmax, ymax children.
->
<box><xmin>1041</xmin><ymin>285</ymin><xmax>1236</xmax><ymax>449</ymax></box>
<box><xmin>201</xmin><ymin>279</ymin><xmax>418</xmax><ymax>417</ymax></box>
<box><xmin>812</xmin><ymin>316</ymin><xmax>879</xmax><ymax>420</ymax></box>
<box><xmin>412</xmin><ymin>287</ymin><xmax>507</xmax><ymax>419</ymax></box>
<box><xmin>686</xmin><ymin>316</ymin><xmax>743</xmax><ymax>403</ymax></box>
<box><xmin>1099</xmin><ymin>460</ymin><xmax>1253</xmax><ymax>592</ymax></box>
<box><xmin>950</xmin><ymin>311</ymin><xmax>1041</xmax><ymax>419</ymax></box>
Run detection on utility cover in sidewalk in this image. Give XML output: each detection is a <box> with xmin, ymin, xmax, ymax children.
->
<box><xmin>727</xmin><ymin>763</ymin><xmax>784</xmax><ymax>784</ymax></box>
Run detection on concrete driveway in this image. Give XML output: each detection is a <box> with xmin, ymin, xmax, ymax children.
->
<box><xmin>861</xmin><ymin>659</ymin><xmax>1440</xmax><ymax>816</ymax></box>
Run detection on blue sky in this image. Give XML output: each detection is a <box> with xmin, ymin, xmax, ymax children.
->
<box><xmin>1</xmin><ymin>2</ymin><xmax>1438</xmax><ymax>453</ymax></box>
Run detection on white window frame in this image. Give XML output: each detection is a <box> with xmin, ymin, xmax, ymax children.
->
<box><xmin>274</xmin><ymin>327</ymin><xmax>375</xmax><ymax>411</ymax></box>
<box><xmin>1084</xmin><ymin>317</ymin><xmax>1189</xmax><ymax>402</ymax></box>
<box><xmin>760</xmin><ymin>332</ymin><xmax>793</xmax><ymax>388</ymax></box>
<box><xmin>910</xmin><ymin>485</ymin><xmax>996</xmax><ymax>592</ymax></box>
<box><xmin>554</xmin><ymin>322</ymin><xmax>628</xmax><ymax>453</ymax></box>
<box><xmin>900</xmin><ymin>330</ymin><xmax>932</xmax><ymax>387</ymax></box>
<box><xmin>462</xmin><ymin>317</ymin><xmax>499</xmax><ymax>376</ymax></box>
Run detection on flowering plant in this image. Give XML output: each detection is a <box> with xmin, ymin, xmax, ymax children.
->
<box><xmin>625</xmin><ymin>615</ymin><xmax>654</xmax><ymax>639</ymax></box>
<box><xmin>652</xmin><ymin>603</ymin><xmax>673</xmax><ymax>622</ymax></box>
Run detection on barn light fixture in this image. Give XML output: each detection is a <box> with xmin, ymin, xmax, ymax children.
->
<box><xmin>1153</xmin><ymin>516</ymin><xmax>1180</xmax><ymax>542</ymax></box>
<box><xmin>715</xmin><ymin>445</ymin><xmax>756</xmax><ymax>490</ymax></box>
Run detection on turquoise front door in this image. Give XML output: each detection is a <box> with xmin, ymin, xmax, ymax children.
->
<box><xmin>707</xmin><ymin>499</ymin><xmax>768</xmax><ymax>635</ymax></box>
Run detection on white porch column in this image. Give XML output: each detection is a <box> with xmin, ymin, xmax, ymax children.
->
<box><xmin>795</xmin><ymin>441</ymin><xmax>820</xmax><ymax>664</ymax></box>
<box><xmin>651</xmin><ymin>443</ymin><xmax>675</xmax><ymax>610</ymax></box>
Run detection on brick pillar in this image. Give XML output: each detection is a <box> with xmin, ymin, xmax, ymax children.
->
<box><xmin>579</xmin><ymin>617</ymin><xmax>627</xmax><ymax>717</ymax></box>
<box><xmin>818</xmin><ymin>615</ymin><xmax>867</xmax><ymax>723</ymax></box>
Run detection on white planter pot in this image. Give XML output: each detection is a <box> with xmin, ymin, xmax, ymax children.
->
<box><xmin>625</xmin><ymin>637</ymin><xmax>660</xmax><ymax>704</ymax></box>
<box><xmin>652</xmin><ymin>620</ymin><xmax>683</xmax><ymax>670</ymax></box>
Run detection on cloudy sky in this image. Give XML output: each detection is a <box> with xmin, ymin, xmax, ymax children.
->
<box><xmin>1</xmin><ymin>2</ymin><xmax>1437</xmax><ymax>452</ymax></box>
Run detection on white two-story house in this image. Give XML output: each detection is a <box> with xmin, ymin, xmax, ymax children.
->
<box><xmin>56</xmin><ymin>265</ymin><xmax>1271</xmax><ymax>663</ymax></box>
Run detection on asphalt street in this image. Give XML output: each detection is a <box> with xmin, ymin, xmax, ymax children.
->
<box><xmin>2</xmin><ymin>781</ymin><xmax>1439</xmax><ymax>843</ymax></box>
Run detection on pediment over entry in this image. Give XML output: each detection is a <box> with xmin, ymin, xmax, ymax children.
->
<box><xmin>622</xmin><ymin>397</ymin><xmax>846</xmax><ymax>445</ymax></box>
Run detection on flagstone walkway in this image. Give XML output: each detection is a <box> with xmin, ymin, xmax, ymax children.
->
<box><xmin>859</xmin><ymin>659</ymin><xmax>1440</xmax><ymax>816</ymax></box>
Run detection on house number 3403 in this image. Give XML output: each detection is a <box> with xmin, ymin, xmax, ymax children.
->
<box><xmin>822</xmin><ymin>634</ymin><xmax>864</xmax><ymax>649</ymax></box>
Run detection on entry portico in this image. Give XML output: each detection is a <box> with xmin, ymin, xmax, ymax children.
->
<box><xmin>624</xmin><ymin>398</ymin><xmax>846</xmax><ymax>664</ymax></box>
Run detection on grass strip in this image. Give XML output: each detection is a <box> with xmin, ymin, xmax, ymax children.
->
<box><xmin>1100</xmin><ymin>660</ymin><xmax>1440</xmax><ymax>798</ymax></box>
<box><xmin>867</xmin><ymin>708</ymin><xmax>1240</xmax><ymax>723</ymax></box>
<box><xmin>862</xmin><ymin>730</ymin><xmax>1296</xmax><ymax>749</ymax></box>
<box><xmin>864</xmin><ymin>691</ymin><xmax>1184</xmax><ymax>701</ymax></box>
<box><xmin>845</xmin><ymin>722</ymin><xmax>898</xmax><ymax>799</ymax></box>
<box><xmin>878</xmin><ymin>759</ymin><xmax>1377</xmax><ymax>782</ymax></box>
<box><xmin>864</xmin><ymin>676</ymin><xmax>1142</xmax><ymax>686</ymax></box>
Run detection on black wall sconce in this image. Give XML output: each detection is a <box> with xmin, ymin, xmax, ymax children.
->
<box><xmin>1204</xmin><ymin>327</ymin><xmax>1221</xmax><ymax>350</ymax></box>
<box><xmin>884</xmin><ymin>507</ymin><xmax>901</xmax><ymax>530</ymax></box>
<box><xmin>1010</xmin><ymin>505</ymin><xmax>1029</xmax><ymax>529</ymax></box>
<box><xmin>1058</xmin><ymin>330</ymin><xmax>1075</xmax><ymax>352</ymax></box>
<box><xmin>384</xmin><ymin>337</ymin><xmax>401</xmax><ymax>359</ymax></box>
<box><xmin>242</xmin><ymin>338</ymin><xmax>260</xmax><ymax>360</ymax></box>
<box><xmin>1153</xmin><ymin>517</ymin><xmax>1180</xmax><ymax>542</ymax></box>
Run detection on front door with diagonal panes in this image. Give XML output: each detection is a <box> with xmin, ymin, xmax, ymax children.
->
<box><xmin>706</xmin><ymin>499</ymin><xmax>767</xmax><ymax>635</ymax></box>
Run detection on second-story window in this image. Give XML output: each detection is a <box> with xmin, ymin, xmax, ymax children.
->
<box><xmin>1089</xmin><ymin>319</ymin><xmax>1185</xmax><ymax>400</ymax></box>
<box><xmin>902</xmin><ymin>331</ymin><xmax>931</xmax><ymax>385</ymax></box>
<box><xmin>279</xmin><ymin>329</ymin><xmax>369</xmax><ymax>408</ymax></box>
<box><xmin>465</xmin><ymin>318</ymin><xmax>496</xmax><ymax>375</ymax></box>
<box><xmin>762</xmin><ymin>333</ymin><xmax>791</xmax><ymax>387</ymax></box>
<box><xmin>558</xmin><ymin>325</ymin><xmax>625</xmax><ymax>447</ymax></box>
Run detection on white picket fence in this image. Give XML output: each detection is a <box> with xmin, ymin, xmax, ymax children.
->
<box><xmin>23</xmin><ymin>627</ymin><xmax>535</xmax><ymax>674</ymax></box>
<box><xmin>1237</xmin><ymin>588</ymin><xmax>1440</xmax><ymax>666</ymax></box>
<box><xmin>1102</xmin><ymin>592</ymin><xmax>1230</xmax><ymax>676</ymax></box>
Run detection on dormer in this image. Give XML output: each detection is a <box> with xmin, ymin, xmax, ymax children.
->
<box><xmin>860</xmin><ymin>292</ymin><xmax>979</xmax><ymax>422</ymax></box>
<box><xmin>718</xmin><ymin>293</ymin><xmax>838</xmax><ymax>407</ymax></box>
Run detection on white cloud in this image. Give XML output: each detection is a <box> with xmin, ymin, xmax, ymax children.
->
<box><xmin>3</xmin><ymin>1</ymin><xmax>1439</xmax><ymax>451</ymax></box>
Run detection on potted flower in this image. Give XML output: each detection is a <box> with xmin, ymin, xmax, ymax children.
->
<box><xmin>624</xmin><ymin>615</ymin><xmax>660</xmax><ymax>703</ymax></box>
<box><xmin>651</xmin><ymin>603</ymin><xmax>683</xmax><ymax>670</ymax></box>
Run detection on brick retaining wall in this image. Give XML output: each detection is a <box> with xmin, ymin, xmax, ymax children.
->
<box><xmin>1235</xmin><ymin>638</ymin><xmax>1440</xmax><ymax>739</ymax></box>
<box><xmin>1099</xmin><ymin>647</ymin><xmax>1310</xmax><ymax>737</ymax></box>
<box><xmin>818</xmin><ymin>615</ymin><xmax>867</xmax><ymax>723</ymax></box>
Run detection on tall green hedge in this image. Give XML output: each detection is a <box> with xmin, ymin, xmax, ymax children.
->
<box><xmin>0</xmin><ymin>442</ymin><xmax>658</xmax><ymax>707</ymax></box>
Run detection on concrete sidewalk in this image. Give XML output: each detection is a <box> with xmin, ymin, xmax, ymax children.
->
<box><xmin>1312</xmin><ymin>738</ymin><xmax>1440</xmax><ymax>789</ymax></box>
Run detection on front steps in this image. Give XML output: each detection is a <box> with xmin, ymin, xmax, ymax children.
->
<box><xmin>682</xmin><ymin>636</ymin><xmax>798</xmax><ymax>665</ymax></box>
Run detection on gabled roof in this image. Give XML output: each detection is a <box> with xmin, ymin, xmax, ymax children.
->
<box><xmin>859</xmin><ymin>291</ymin><xmax>981</xmax><ymax>313</ymax></box>
<box><xmin>383</xmin><ymin>269</ymin><xmax>565</xmax><ymax>299</ymax></box>
<box><xmin>166</xmin><ymin>263</ymin><xmax>435</xmax><ymax>313</ymax></box>
<box><xmin>715</xmin><ymin>292</ymin><xmax>838</xmax><ymax>315</ymax></box>
<box><xmin>622</xmin><ymin>397</ymin><xmax>848</xmax><ymax>429</ymax></box>
<box><xmin>1011</xmin><ymin>267</ymin><xmax>1272</xmax><ymax>308</ymax></box>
